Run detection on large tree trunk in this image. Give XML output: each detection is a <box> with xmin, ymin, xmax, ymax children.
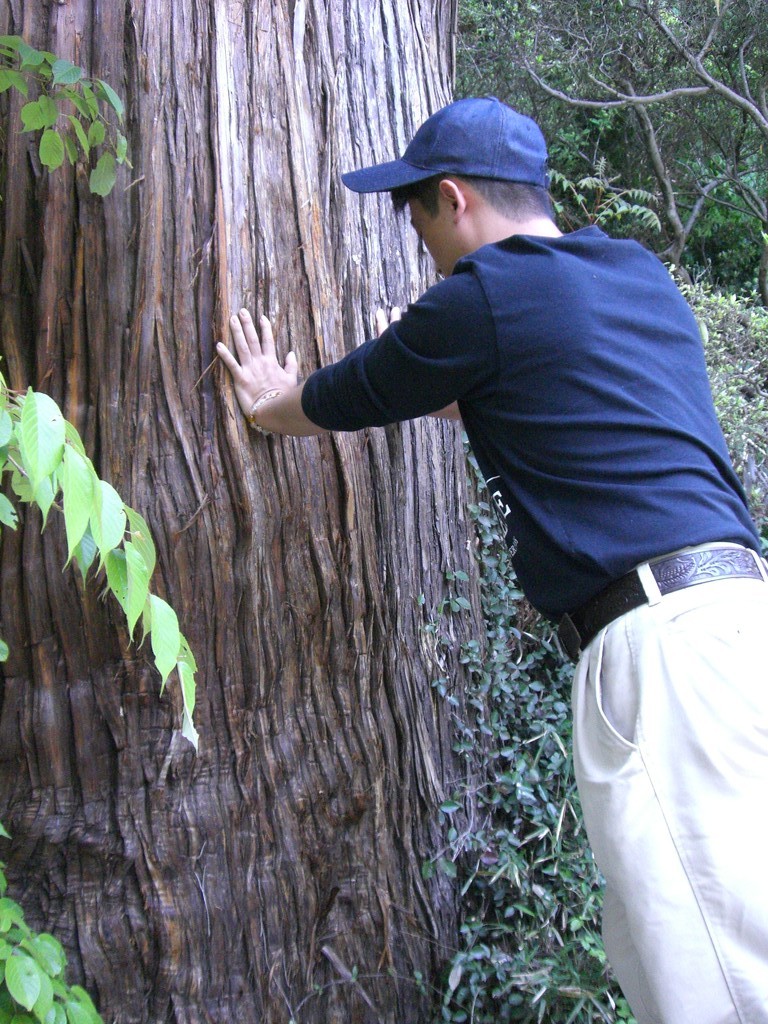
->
<box><xmin>0</xmin><ymin>2</ymin><xmax>480</xmax><ymax>1022</ymax></box>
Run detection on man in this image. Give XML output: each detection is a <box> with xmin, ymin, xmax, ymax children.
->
<box><xmin>217</xmin><ymin>97</ymin><xmax>768</xmax><ymax>1024</ymax></box>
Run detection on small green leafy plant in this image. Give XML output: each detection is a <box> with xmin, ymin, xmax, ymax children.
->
<box><xmin>0</xmin><ymin>35</ymin><xmax>128</xmax><ymax>196</ymax></box>
<box><xmin>550</xmin><ymin>159</ymin><xmax>661</xmax><ymax>238</ymax></box>
<box><xmin>687</xmin><ymin>283</ymin><xmax>768</xmax><ymax>533</ymax></box>
<box><xmin>0</xmin><ymin>821</ymin><xmax>104</xmax><ymax>1024</ymax></box>
<box><xmin>0</xmin><ymin>372</ymin><xmax>198</xmax><ymax>747</ymax></box>
<box><xmin>425</xmin><ymin>452</ymin><xmax>633</xmax><ymax>1023</ymax></box>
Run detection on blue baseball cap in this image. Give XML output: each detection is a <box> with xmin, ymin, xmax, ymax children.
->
<box><xmin>342</xmin><ymin>96</ymin><xmax>549</xmax><ymax>194</ymax></box>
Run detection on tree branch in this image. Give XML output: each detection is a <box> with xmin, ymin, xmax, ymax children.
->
<box><xmin>738</xmin><ymin>32</ymin><xmax>757</xmax><ymax>105</ymax></box>
<box><xmin>638</xmin><ymin>1</ymin><xmax>768</xmax><ymax>137</ymax></box>
<box><xmin>694</xmin><ymin>0</ymin><xmax>735</xmax><ymax>63</ymax></box>
<box><xmin>525</xmin><ymin>65</ymin><xmax>710</xmax><ymax>108</ymax></box>
<box><xmin>631</xmin><ymin>100</ymin><xmax>686</xmax><ymax>258</ymax></box>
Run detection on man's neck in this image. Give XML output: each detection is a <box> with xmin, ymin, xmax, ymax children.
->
<box><xmin>478</xmin><ymin>211</ymin><xmax>562</xmax><ymax>246</ymax></box>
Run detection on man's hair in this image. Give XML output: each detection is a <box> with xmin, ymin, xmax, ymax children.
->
<box><xmin>391</xmin><ymin>174</ymin><xmax>554</xmax><ymax>221</ymax></box>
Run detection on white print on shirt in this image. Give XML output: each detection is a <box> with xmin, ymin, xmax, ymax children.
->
<box><xmin>485</xmin><ymin>476</ymin><xmax>518</xmax><ymax>556</ymax></box>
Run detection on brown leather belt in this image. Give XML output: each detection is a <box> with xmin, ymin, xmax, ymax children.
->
<box><xmin>558</xmin><ymin>545</ymin><xmax>764</xmax><ymax>661</ymax></box>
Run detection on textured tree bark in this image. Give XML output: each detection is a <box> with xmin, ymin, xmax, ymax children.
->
<box><xmin>0</xmin><ymin>2</ymin><xmax>482</xmax><ymax>1022</ymax></box>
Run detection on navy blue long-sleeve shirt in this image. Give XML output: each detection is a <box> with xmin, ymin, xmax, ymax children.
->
<box><xmin>302</xmin><ymin>226</ymin><xmax>758</xmax><ymax>618</ymax></box>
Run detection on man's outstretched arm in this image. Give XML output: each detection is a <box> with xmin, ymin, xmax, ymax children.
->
<box><xmin>216</xmin><ymin>309</ymin><xmax>326</xmax><ymax>436</ymax></box>
<box><xmin>374</xmin><ymin>307</ymin><xmax>461</xmax><ymax>422</ymax></box>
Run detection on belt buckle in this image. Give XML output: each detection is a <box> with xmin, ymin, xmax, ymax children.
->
<box><xmin>557</xmin><ymin>613</ymin><xmax>582</xmax><ymax>662</ymax></box>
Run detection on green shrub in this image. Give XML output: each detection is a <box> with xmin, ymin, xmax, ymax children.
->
<box><xmin>685</xmin><ymin>284</ymin><xmax>768</xmax><ymax>534</ymax></box>
<box><xmin>429</xmin><ymin>456</ymin><xmax>633</xmax><ymax>1024</ymax></box>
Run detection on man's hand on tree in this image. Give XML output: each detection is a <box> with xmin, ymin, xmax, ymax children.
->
<box><xmin>217</xmin><ymin>309</ymin><xmax>299</xmax><ymax>420</ymax></box>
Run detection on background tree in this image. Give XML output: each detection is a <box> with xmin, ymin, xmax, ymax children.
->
<box><xmin>0</xmin><ymin>2</ymin><xmax>484</xmax><ymax>1022</ymax></box>
<box><xmin>457</xmin><ymin>0</ymin><xmax>768</xmax><ymax>302</ymax></box>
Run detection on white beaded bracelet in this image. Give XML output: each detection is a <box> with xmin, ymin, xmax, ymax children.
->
<box><xmin>246</xmin><ymin>389</ymin><xmax>283</xmax><ymax>432</ymax></box>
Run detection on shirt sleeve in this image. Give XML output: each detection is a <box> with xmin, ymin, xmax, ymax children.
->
<box><xmin>301</xmin><ymin>269</ymin><xmax>498</xmax><ymax>431</ymax></box>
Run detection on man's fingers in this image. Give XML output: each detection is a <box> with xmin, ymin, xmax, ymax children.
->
<box><xmin>216</xmin><ymin>341</ymin><xmax>241</xmax><ymax>378</ymax></box>
<box><xmin>284</xmin><ymin>351</ymin><xmax>299</xmax><ymax>380</ymax></box>
<box><xmin>258</xmin><ymin>314</ymin><xmax>276</xmax><ymax>358</ymax></box>
<box><xmin>224</xmin><ymin>306</ymin><xmax>284</xmax><ymax>378</ymax></box>
<box><xmin>230</xmin><ymin>311</ymin><xmax>254</xmax><ymax>363</ymax></box>
<box><xmin>375</xmin><ymin>306</ymin><xmax>401</xmax><ymax>337</ymax></box>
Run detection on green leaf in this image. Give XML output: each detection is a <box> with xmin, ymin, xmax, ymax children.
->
<box><xmin>88</xmin><ymin>153</ymin><xmax>115</xmax><ymax>197</ymax></box>
<box><xmin>447</xmin><ymin>961</ymin><xmax>463</xmax><ymax>994</ymax></box>
<box><xmin>94</xmin><ymin>79</ymin><xmax>123</xmax><ymax>121</ymax></box>
<box><xmin>438</xmin><ymin>857</ymin><xmax>457</xmax><ymax>879</ymax></box>
<box><xmin>439</xmin><ymin>799</ymin><xmax>461</xmax><ymax>814</ymax></box>
<box><xmin>61</xmin><ymin>447</ymin><xmax>95</xmax><ymax>562</ymax></box>
<box><xmin>0</xmin><ymin>897</ymin><xmax>25</xmax><ymax>932</ymax></box>
<box><xmin>0</xmin><ymin>410</ymin><xmax>12</xmax><ymax>446</ymax></box>
<box><xmin>10</xmin><ymin>468</ymin><xmax>33</xmax><ymax>503</ymax></box>
<box><xmin>48</xmin><ymin>1004</ymin><xmax>67</xmax><ymax>1024</ymax></box>
<box><xmin>36</xmin><ymin>96</ymin><xmax>58</xmax><ymax>129</ymax></box>
<box><xmin>0</xmin><ymin>640</ymin><xmax>8</xmax><ymax>663</ymax></box>
<box><xmin>148</xmin><ymin>596</ymin><xmax>180</xmax><ymax>686</ymax></box>
<box><xmin>66</xmin><ymin>986</ymin><xmax>101</xmax><ymax>1024</ymax></box>
<box><xmin>72</xmin><ymin>527</ymin><xmax>97</xmax><ymax>581</ymax></box>
<box><xmin>176</xmin><ymin>634</ymin><xmax>196</xmax><ymax>749</ymax></box>
<box><xmin>51</xmin><ymin>59</ymin><xmax>82</xmax><ymax>86</ymax></box>
<box><xmin>19</xmin><ymin>935</ymin><xmax>65</xmax><ymax>980</ymax></box>
<box><xmin>115</xmin><ymin>133</ymin><xmax>128</xmax><ymax>165</ymax></box>
<box><xmin>0</xmin><ymin>494</ymin><xmax>18</xmax><ymax>529</ymax></box>
<box><xmin>123</xmin><ymin>542</ymin><xmax>150</xmax><ymax>639</ymax></box>
<box><xmin>60</xmin><ymin>90</ymin><xmax>91</xmax><ymax>121</ymax></box>
<box><xmin>178</xmin><ymin>635</ymin><xmax>197</xmax><ymax>674</ymax></box>
<box><xmin>39</xmin><ymin>130</ymin><xmax>65</xmax><ymax>172</ymax></box>
<box><xmin>0</xmin><ymin>36</ymin><xmax>24</xmax><ymax>54</ymax></box>
<box><xmin>178</xmin><ymin>659</ymin><xmax>198</xmax><ymax>749</ymax></box>
<box><xmin>176</xmin><ymin>637</ymin><xmax>198</xmax><ymax>747</ymax></box>
<box><xmin>16</xmin><ymin>40</ymin><xmax>45</xmax><ymax>70</ymax></box>
<box><xmin>20</xmin><ymin>102</ymin><xmax>47</xmax><ymax>132</ymax></box>
<box><xmin>0</xmin><ymin>822</ymin><xmax>9</xmax><ymax>839</ymax></box>
<box><xmin>177</xmin><ymin>656</ymin><xmax>198</xmax><ymax>750</ymax></box>
<box><xmin>89</xmin><ymin>481</ymin><xmax>125</xmax><ymax>558</ymax></box>
<box><xmin>86</xmin><ymin>121</ymin><xmax>104</xmax><ymax>148</ymax></box>
<box><xmin>63</xmin><ymin>135</ymin><xmax>78</xmax><ymax>166</ymax></box>
<box><xmin>64</xmin><ymin>1002</ymin><xmax>93</xmax><ymax>1024</ymax></box>
<box><xmin>63</xmin><ymin>422</ymin><xmax>86</xmax><ymax>458</ymax></box>
<box><xmin>80</xmin><ymin>85</ymin><xmax>98</xmax><ymax>120</ymax></box>
<box><xmin>0</xmin><ymin>69</ymin><xmax>28</xmax><ymax>96</ymax></box>
<box><xmin>31</xmin><ymin>968</ymin><xmax>52</xmax><ymax>1023</ymax></box>
<box><xmin>5</xmin><ymin>953</ymin><xmax>41</xmax><ymax>1011</ymax></box>
<box><xmin>17</xmin><ymin>391</ymin><xmax>65</xmax><ymax>499</ymax></box>
<box><xmin>67</xmin><ymin>116</ymin><xmax>89</xmax><ymax>157</ymax></box>
<box><xmin>103</xmin><ymin>550</ymin><xmax>127</xmax><ymax>614</ymax></box>
<box><xmin>33</xmin><ymin>476</ymin><xmax>57</xmax><ymax>531</ymax></box>
<box><xmin>125</xmin><ymin>507</ymin><xmax>156</xmax><ymax>577</ymax></box>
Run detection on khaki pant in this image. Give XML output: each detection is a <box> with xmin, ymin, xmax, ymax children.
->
<box><xmin>572</xmin><ymin>562</ymin><xmax>768</xmax><ymax>1024</ymax></box>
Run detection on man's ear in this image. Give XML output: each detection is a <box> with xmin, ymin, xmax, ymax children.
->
<box><xmin>438</xmin><ymin>178</ymin><xmax>468</xmax><ymax>221</ymax></box>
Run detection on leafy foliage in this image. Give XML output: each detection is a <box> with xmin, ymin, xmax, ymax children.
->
<box><xmin>425</xmin><ymin>457</ymin><xmax>633</xmax><ymax>1024</ymax></box>
<box><xmin>688</xmin><ymin>284</ymin><xmax>768</xmax><ymax>532</ymax></box>
<box><xmin>550</xmin><ymin>160</ymin><xmax>661</xmax><ymax>237</ymax></box>
<box><xmin>0</xmin><ymin>35</ymin><xmax>128</xmax><ymax>195</ymax></box>
<box><xmin>455</xmin><ymin>0</ymin><xmax>768</xmax><ymax>299</ymax></box>
<box><xmin>0</xmin><ymin>373</ymin><xmax>198</xmax><ymax>747</ymax></box>
<box><xmin>0</xmin><ymin>825</ymin><xmax>104</xmax><ymax>1024</ymax></box>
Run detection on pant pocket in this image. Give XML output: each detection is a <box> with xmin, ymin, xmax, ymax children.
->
<box><xmin>591</xmin><ymin>620</ymin><xmax>641</xmax><ymax>750</ymax></box>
